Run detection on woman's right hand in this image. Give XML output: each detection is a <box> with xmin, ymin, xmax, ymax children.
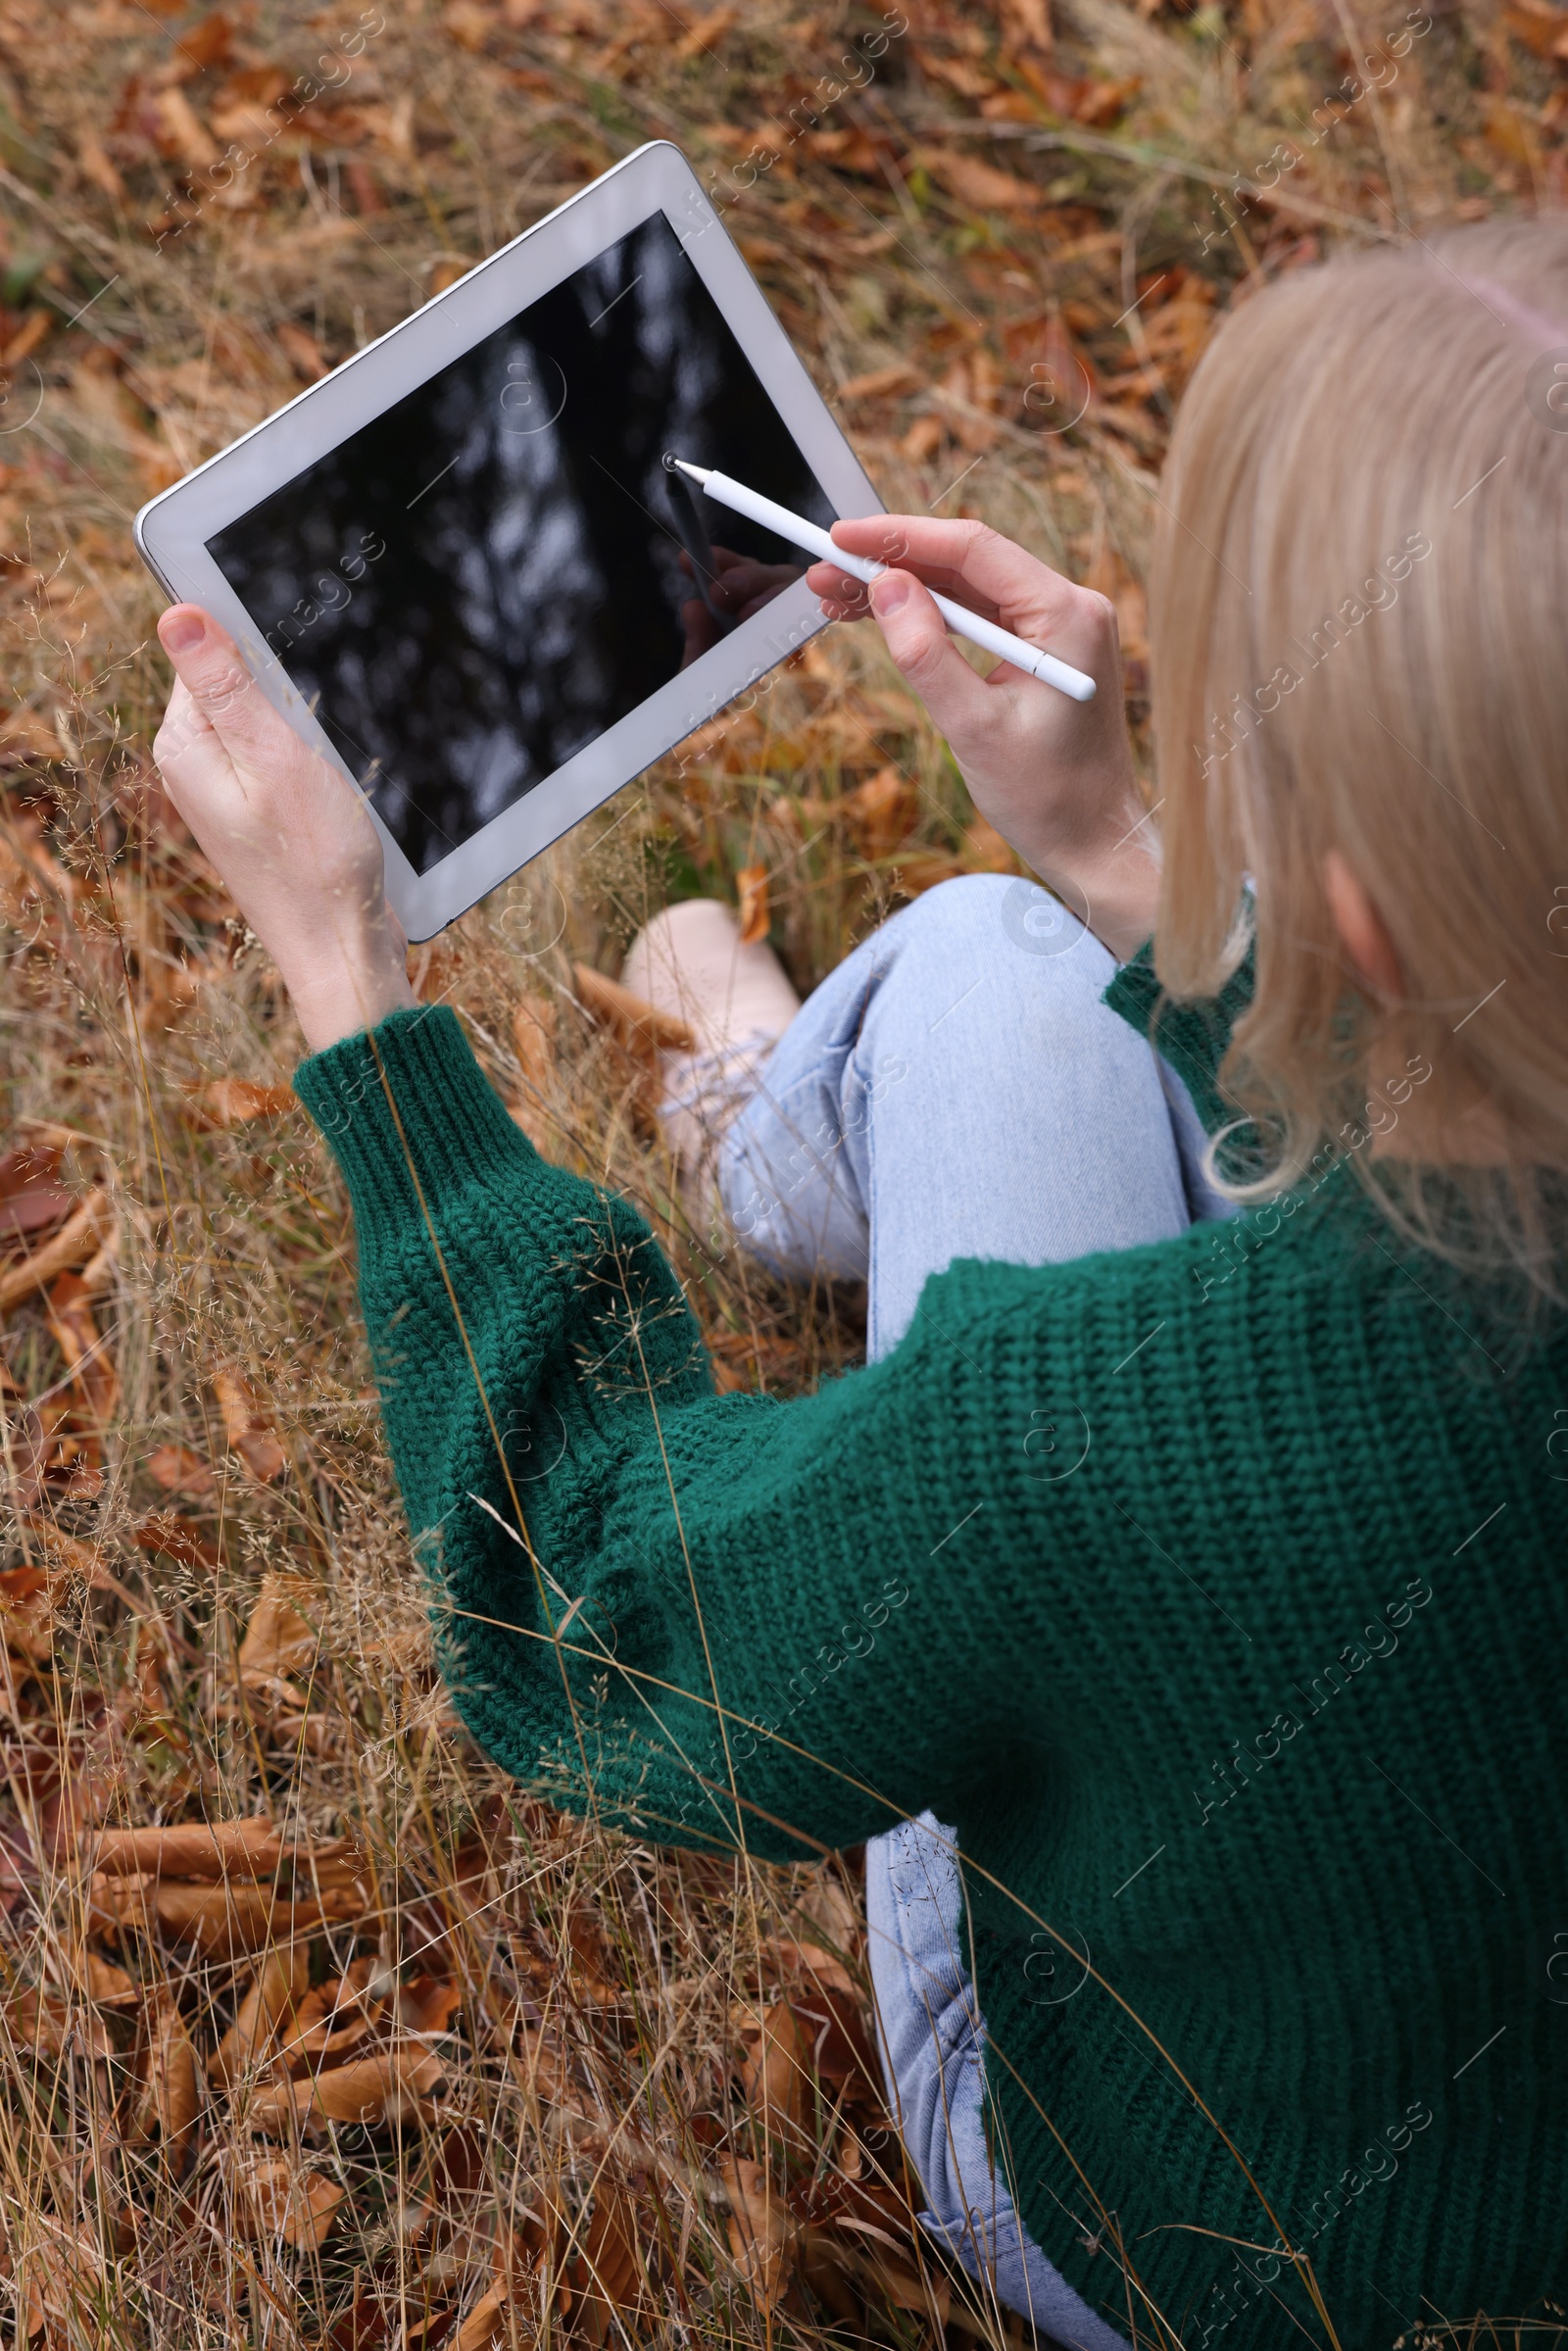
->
<box><xmin>806</xmin><ymin>516</ymin><xmax>1160</xmax><ymax>960</ymax></box>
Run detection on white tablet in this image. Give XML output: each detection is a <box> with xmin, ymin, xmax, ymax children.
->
<box><xmin>134</xmin><ymin>140</ymin><xmax>882</xmax><ymax>942</ymax></box>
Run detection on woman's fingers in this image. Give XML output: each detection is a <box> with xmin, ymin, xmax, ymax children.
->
<box><xmin>863</xmin><ymin>569</ymin><xmax>1010</xmax><ymax>740</ymax></box>
<box><xmin>156</xmin><ymin>606</ymin><xmax>310</xmax><ymax>776</ymax></box>
<box><xmin>151</xmin><ymin>676</ymin><xmax>208</xmax><ymax>770</ymax></box>
<box><xmin>153</xmin><ymin>604</ymin><xmax>390</xmax><ymax>904</ymax></box>
<box><xmin>830</xmin><ymin>514</ymin><xmax>1076</xmax><ymax>635</ymax></box>
<box><xmin>152</xmin><ymin>676</ymin><xmax>240</xmax><ymax>832</ymax></box>
<box><xmin>806</xmin><ymin>559</ymin><xmax>874</xmax><ymax>618</ymax></box>
<box><xmin>148</xmin><ymin>608</ymin><xmax>416</xmax><ymax>1052</ymax></box>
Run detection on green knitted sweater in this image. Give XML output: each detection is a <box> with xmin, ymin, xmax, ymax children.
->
<box><xmin>296</xmin><ymin>956</ymin><xmax>1567</xmax><ymax>2349</ymax></box>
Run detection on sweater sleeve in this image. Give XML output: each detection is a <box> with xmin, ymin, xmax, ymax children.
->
<box><xmin>296</xmin><ymin>1006</ymin><xmax>1030</xmax><ymax>1866</ymax></box>
<box><xmin>1102</xmin><ymin>934</ymin><xmax>1255</xmax><ymax>1137</ymax></box>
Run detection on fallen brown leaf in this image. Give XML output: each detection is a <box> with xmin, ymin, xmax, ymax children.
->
<box><xmin>75</xmin><ymin>1229</ymin><xmax>117</xmax><ymax>1296</ymax></box>
<box><xmin>920</xmin><ymin>149</ymin><xmax>1044</xmax><ymax>214</ymax></box>
<box><xmin>572</xmin><ymin>963</ymin><xmax>696</xmax><ymax>1053</ymax></box>
<box><xmin>3</xmin><ymin>1984</ymin><xmax>116</xmax><ymax>2061</ymax></box>
<box><xmin>236</xmin><ymin>1572</ymin><xmax>320</xmax><ymax>1685</ymax></box>
<box><xmin>84</xmin><ymin>1954</ymin><xmax>138</xmax><ymax>2006</ymax></box>
<box><xmin>512</xmin><ymin>995</ymin><xmax>557</xmax><ymax>1090</ymax></box>
<box><xmin>1016</xmin><ymin>56</ymin><xmax>1140</xmax><ymax>124</ymax></box>
<box><xmin>1503</xmin><ymin>0</ymin><xmax>1563</xmax><ymax>50</ymax></box>
<box><xmin>275</xmin><ymin>1955</ymin><xmax>386</xmax><ymax>2074</ymax></box>
<box><xmin>17</xmin><ymin>1517</ymin><xmax>137</xmax><ymax>1605</ymax></box>
<box><xmin>214</xmin><ymin>1368</ymin><xmax>286</xmax><ymax>1481</ymax></box>
<box><xmin>154</xmin><ymin>85</ymin><xmax>219</xmax><ymax>166</ymax></box>
<box><xmin>735</xmin><ymin>864</ymin><xmax>770</xmax><ymax>947</ymax></box>
<box><xmin>865</xmin><ymin>2246</ymin><xmax>952</xmax><ymax>2327</ymax></box>
<box><xmin>735</xmin><ymin>1992</ymin><xmax>864</xmax><ymax>2138</ymax></box>
<box><xmin>145</xmin><ymin>1442</ymin><xmax>216</xmax><ymax>1496</ymax></box>
<box><xmin>0</xmin><ymin>1145</ymin><xmax>70</xmax><ymax>1244</ymax></box>
<box><xmin>213</xmin><ymin>1943</ymin><xmax>310</xmax><ymax>2090</ymax></box>
<box><xmin>508</xmin><ymin>997</ymin><xmax>560</xmax><ymax>1148</ymax></box>
<box><xmin>0</xmin><ymin>1564</ymin><xmax>64</xmax><ymax>1664</ymax></box>
<box><xmin>899</xmin><ymin>413</ymin><xmax>946</xmax><ymax>465</ymax></box>
<box><xmin>759</xmin><ymin>1935</ymin><xmax>858</xmax><ymax>1992</ymax></box>
<box><xmin>0</xmin><ymin>312</ymin><xmax>50</xmax><ymax>369</ymax></box>
<box><xmin>578</xmin><ymin>2182</ymin><xmax>649</xmax><ymax>2342</ymax></box>
<box><xmin>0</xmin><ymin>1192</ymin><xmax>109</xmax><ymax>1312</ymax></box>
<box><xmin>183</xmin><ymin>1078</ymin><xmax>296</xmax><ymax>1129</ymax></box>
<box><xmin>804</xmin><ymin>124</ymin><xmax>887</xmax><ymax>176</ymax></box>
<box><xmin>441</xmin><ymin>0</ymin><xmax>499</xmax><ymax>51</ymax></box>
<box><xmin>1135</xmin><ymin>275</ymin><xmax>1215</xmax><ymax>396</ymax></box>
<box><xmin>76</xmin><ymin>128</ymin><xmax>124</xmax><ymax>200</ymax></box>
<box><xmin>245</xmin><ymin>2044</ymin><xmax>445</xmax><ymax>2139</ymax></box>
<box><xmin>837</xmin><ymin>363</ymin><xmax>921</xmax><ymax>404</ymax></box>
<box><xmin>85</xmin><ymin>1869</ymin><xmax>151</xmax><ymax>1941</ymax></box>
<box><xmin>126</xmin><ymin>1994</ymin><xmax>202</xmax><ymax>2159</ymax></box>
<box><xmin>45</xmin><ymin>1271</ymin><xmax>119</xmax><ymax>1424</ymax></box>
<box><xmin>455</xmin><ymin>2278</ymin><xmax>509</xmax><ymax>2351</ymax></box>
<box><xmin>20</xmin><ymin>1416</ymin><xmax>105</xmax><ymax>1510</ymax></box>
<box><xmin>90</xmin><ymin>1873</ymin><xmax>371</xmax><ymax>1960</ymax></box>
<box><xmin>919</xmin><ymin>50</ymin><xmax>1003</xmax><ymax>99</ymax></box>
<box><xmin>674</xmin><ymin>3</ymin><xmax>737</xmax><ymax>54</ymax></box>
<box><xmin>236</xmin><ymin>2152</ymin><xmax>347</xmax><ymax>2248</ymax></box>
<box><xmin>742</xmin><ymin>1993</ymin><xmax>807</xmax><ymax>2111</ymax></box>
<box><xmin>1003</xmin><ymin>0</ymin><xmax>1054</xmax><ymax>47</ymax></box>
<box><xmin>166</xmin><ymin>8</ymin><xmax>235</xmax><ymax>74</ymax></box>
<box><xmin>397</xmin><ymin>1975</ymin><xmax>464</xmax><ymax>2036</ymax></box>
<box><xmin>89</xmin><ymin>1816</ymin><xmax>287</xmax><ymax>1880</ymax></box>
<box><xmin>134</xmin><ymin>1511</ymin><xmax>220</xmax><ymax>1573</ymax></box>
<box><xmin>801</xmin><ymin>2229</ymin><xmax>954</xmax><ymax>2332</ymax></box>
<box><xmin>719</xmin><ymin>2155</ymin><xmax>796</xmax><ymax>2312</ymax></box>
<box><xmin>843</xmin><ymin>769</ymin><xmax>917</xmax><ymax>861</ymax></box>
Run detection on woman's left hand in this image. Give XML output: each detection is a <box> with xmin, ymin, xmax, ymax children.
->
<box><xmin>152</xmin><ymin>606</ymin><xmax>416</xmax><ymax>1053</ymax></box>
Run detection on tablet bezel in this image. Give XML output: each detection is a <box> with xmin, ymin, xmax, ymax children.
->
<box><xmin>134</xmin><ymin>140</ymin><xmax>883</xmax><ymax>942</ymax></box>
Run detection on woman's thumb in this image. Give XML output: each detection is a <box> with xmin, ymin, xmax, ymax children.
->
<box><xmin>156</xmin><ymin>607</ymin><xmax>270</xmax><ymax>745</ymax></box>
<box><xmin>867</xmin><ymin>570</ymin><xmax>991</xmax><ymax>730</ymax></box>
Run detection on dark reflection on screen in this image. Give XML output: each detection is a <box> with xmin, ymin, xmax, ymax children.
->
<box><xmin>207</xmin><ymin>213</ymin><xmax>837</xmax><ymax>874</ymax></box>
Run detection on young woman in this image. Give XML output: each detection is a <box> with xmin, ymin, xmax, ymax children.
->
<box><xmin>149</xmin><ymin>217</ymin><xmax>1568</xmax><ymax>2346</ymax></box>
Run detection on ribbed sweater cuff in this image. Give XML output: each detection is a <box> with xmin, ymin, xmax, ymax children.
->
<box><xmin>294</xmin><ymin>1004</ymin><xmax>543</xmax><ymax>1233</ymax></box>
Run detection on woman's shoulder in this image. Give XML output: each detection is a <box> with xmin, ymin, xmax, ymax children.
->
<box><xmin>909</xmin><ymin>1168</ymin><xmax>1568</xmax><ymax>1431</ymax></box>
<box><xmin>911</xmin><ymin>1158</ymin><xmax>1361</xmax><ymax>1333</ymax></box>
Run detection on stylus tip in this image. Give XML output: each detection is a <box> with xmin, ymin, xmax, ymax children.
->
<box><xmin>663</xmin><ymin>454</ymin><xmax>709</xmax><ymax>481</ymax></box>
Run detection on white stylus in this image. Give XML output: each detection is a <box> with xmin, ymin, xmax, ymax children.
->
<box><xmin>664</xmin><ymin>456</ymin><xmax>1097</xmax><ymax>704</ymax></box>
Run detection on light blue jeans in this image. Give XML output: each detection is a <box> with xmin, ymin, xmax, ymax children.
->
<box><xmin>711</xmin><ymin>874</ymin><xmax>1231</xmax><ymax>2349</ymax></box>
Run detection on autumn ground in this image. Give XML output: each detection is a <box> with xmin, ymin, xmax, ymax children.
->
<box><xmin>0</xmin><ymin>0</ymin><xmax>1561</xmax><ymax>2344</ymax></box>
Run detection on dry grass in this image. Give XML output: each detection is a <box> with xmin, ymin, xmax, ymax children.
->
<box><xmin>0</xmin><ymin>0</ymin><xmax>1562</xmax><ymax>2343</ymax></box>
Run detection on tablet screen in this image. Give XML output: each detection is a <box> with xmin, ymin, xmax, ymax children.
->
<box><xmin>206</xmin><ymin>212</ymin><xmax>837</xmax><ymax>875</ymax></box>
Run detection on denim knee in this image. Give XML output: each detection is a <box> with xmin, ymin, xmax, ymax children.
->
<box><xmin>710</xmin><ymin>872</ymin><xmax>1157</xmax><ymax>1307</ymax></box>
<box><xmin>853</xmin><ymin>872</ymin><xmax>1116</xmax><ymax>1056</ymax></box>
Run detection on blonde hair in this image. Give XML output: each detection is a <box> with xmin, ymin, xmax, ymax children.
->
<box><xmin>1150</xmin><ymin>218</ymin><xmax>1568</xmax><ymax>1285</ymax></box>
